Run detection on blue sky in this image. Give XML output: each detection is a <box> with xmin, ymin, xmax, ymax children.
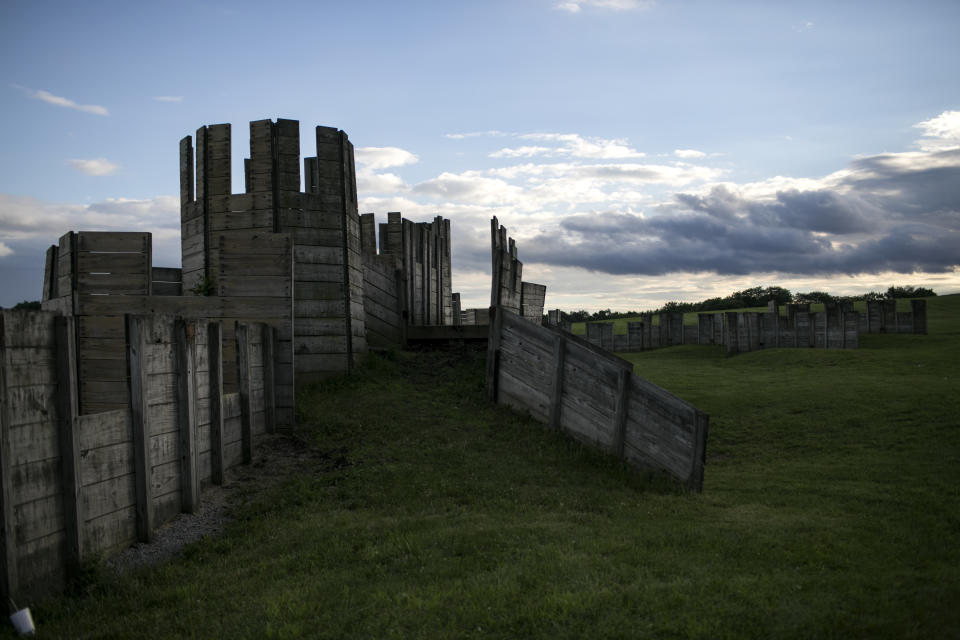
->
<box><xmin>1</xmin><ymin>0</ymin><xmax>958</xmax><ymax>310</ymax></box>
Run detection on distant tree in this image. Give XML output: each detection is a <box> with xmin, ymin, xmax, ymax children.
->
<box><xmin>793</xmin><ymin>291</ymin><xmax>835</xmax><ymax>304</ymax></box>
<box><xmin>10</xmin><ymin>300</ymin><xmax>41</xmax><ymax>311</ymax></box>
<box><xmin>886</xmin><ymin>285</ymin><xmax>936</xmax><ymax>298</ymax></box>
<box><xmin>564</xmin><ymin>310</ymin><xmax>591</xmax><ymax>323</ymax></box>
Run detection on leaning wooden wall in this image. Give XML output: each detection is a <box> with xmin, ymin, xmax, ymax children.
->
<box><xmin>487</xmin><ymin>307</ymin><xmax>708</xmax><ymax>491</ymax></box>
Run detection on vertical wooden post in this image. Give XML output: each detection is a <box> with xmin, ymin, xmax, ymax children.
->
<box><xmin>485</xmin><ymin>307</ymin><xmax>503</xmax><ymax>403</ymax></box>
<box><xmin>208</xmin><ymin>322</ymin><xmax>225</xmax><ymax>485</ymax></box>
<box><xmin>235</xmin><ymin>322</ymin><xmax>252</xmax><ymax>465</ymax></box>
<box><xmin>0</xmin><ymin>313</ymin><xmax>20</xmax><ymax>607</ymax></box>
<box><xmin>911</xmin><ymin>299</ymin><xmax>927</xmax><ymax>335</ymax></box>
<box><xmin>126</xmin><ymin>315</ymin><xmax>153</xmax><ymax>543</ymax></box>
<box><xmin>613</xmin><ymin>367</ymin><xmax>631</xmax><ymax>459</ymax></box>
<box><xmin>175</xmin><ymin>319</ymin><xmax>200</xmax><ymax>513</ymax></box>
<box><xmin>549</xmin><ymin>333</ymin><xmax>566</xmax><ymax>431</ymax></box>
<box><xmin>689</xmin><ymin>411</ymin><xmax>709</xmax><ymax>493</ymax></box>
<box><xmin>395</xmin><ymin>268</ymin><xmax>408</xmax><ymax>347</ymax></box>
<box><xmin>55</xmin><ymin>315</ymin><xmax>83</xmax><ymax>568</ymax></box>
<box><xmin>261</xmin><ymin>324</ymin><xmax>276</xmax><ymax>434</ymax></box>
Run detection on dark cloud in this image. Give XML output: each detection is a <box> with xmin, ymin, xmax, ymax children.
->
<box><xmin>520</xmin><ymin>152</ymin><xmax>960</xmax><ymax>276</ymax></box>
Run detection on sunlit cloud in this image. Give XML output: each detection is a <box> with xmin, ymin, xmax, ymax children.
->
<box><xmin>12</xmin><ymin>84</ymin><xmax>109</xmax><ymax>116</ymax></box>
<box><xmin>914</xmin><ymin>110</ymin><xmax>960</xmax><ymax>152</ymax></box>
<box><xmin>355</xmin><ymin>146</ymin><xmax>419</xmax><ymax>170</ymax></box>
<box><xmin>68</xmin><ymin>158</ymin><xmax>119</xmax><ymax>176</ymax></box>
<box><xmin>555</xmin><ymin>0</ymin><xmax>656</xmax><ymax>13</ymax></box>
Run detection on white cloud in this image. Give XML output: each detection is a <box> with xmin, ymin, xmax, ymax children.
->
<box><xmin>914</xmin><ymin>110</ymin><xmax>960</xmax><ymax>152</ymax></box>
<box><xmin>555</xmin><ymin>0</ymin><xmax>655</xmax><ymax>13</ymax></box>
<box><xmin>444</xmin><ymin>130</ymin><xmax>508</xmax><ymax>140</ymax></box>
<box><xmin>792</xmin><ymin>20</ymin><xmax>815</xmax><ymax>32</ymax></box>
<box><xmin>12</xmin><ymin>84</ymin><xmax>109</xmax><ymax>116</ymax></box>
<box><xmin>68</xmin><ymin>158</ymin><xmax>119</xmax><ymax>176</ymax></box>
<box><xmin>0</xmin><ymin>194</ymin><xmax>179</xmax><ymax>242</ymax></box>
<box><xmin>357</xmin><ymin>171</ymin><xmax>408</xmax><ymax>194</ymax></box>
<box><xmin>413</xmin><ymin>172</ymin><xmax>525</xmax><ymax>205</ymax></box>
<box><xmin>153</xmin><ymin>96</ymin><xmax>183</xmax><ymax>103</ymax></box>
<box><xmin>674</xmin><ymin>149</ymin><xmax>706</xmax><ymax>159</ymax></box>
<box><xmin>355</xmin><ymin>146</ymin><xmax>419</xmax><ymax>170</ymax></box>
<box><xmin>489</xmin><ymin>146</ymin><xmax>553</xmax><ymax>158</ymax></box>
<box><xmin>0</xmin><ymin>242</ymin><xmax>12</xmax><ymax>257</ymax></box>
<box><xmin>496</xmin><ymin>133</ymin><xmax>645</xmax><ymax>159</ymax></box>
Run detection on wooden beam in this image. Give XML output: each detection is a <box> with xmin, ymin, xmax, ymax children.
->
<box><xmin>485</xmin><ymin>306</ymin><xmax>504</xmax><ymax>403</ymax></box>
<box><xmin>235</xmin><ymin>322</ymin><xmax>252</xmax><ymax>465</ymax></box>
<box><xmin>0</xmin><ymin>313</ymin><xmax>19</xmax><ymax>607</ymax></box>
<box><xmin>261</xmin><ymin>324</ymin><xmax>276</xmax><ymax>434</ymax></box>
<box><xmin>613</xmin><ymin>368</ymin><xmax>631</xmax><ymax>459</ymax></box>
<box><xmin>208</xmin><ymin>322</ymin><xmax>225</xmax><ymax>485</ymax></box>
<box><xmin>689</xmin><ymin>410</ymin><xmax>710</xmax><ymax>493</ymax></box>
<box><xmin>548</xmin><ymin>333</ymin><xmax>566</xmax><ymax>431</ymax></box>
<box><xmin>55</xmin><ymin>315</ymin><xmax>83</xmax><ymax>569</ymax></box>
<box><xmin>176</xmin><ymin>319</ymin><xmax>200</xmax><ymax>513</ymax></box>
<box><xmin>126</xmin><ymin>315</ymin><xmax>153</xmax><ymax>542</ymax></box>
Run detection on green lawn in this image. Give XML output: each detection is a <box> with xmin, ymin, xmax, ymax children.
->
<box><xmin>16</xmin><ymin>295</ymin><xmax>960</xmax><ymax>638</ymax></box>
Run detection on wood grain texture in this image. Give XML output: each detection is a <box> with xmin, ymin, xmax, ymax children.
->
<box><xmin>55</xmin><ymin>315</ymin><xmax>83</xmax><ymax>567</ymax></box>
<box><xmin>125</xmin><ymin>315</ymin><xmax>153</xmax><ymax>542</ymax></box>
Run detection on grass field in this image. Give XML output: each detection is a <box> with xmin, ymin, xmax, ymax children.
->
<box><xmin>12</xmin><ymin>295</ymin><xmax>959</xmax><ymax>638</ymax></box>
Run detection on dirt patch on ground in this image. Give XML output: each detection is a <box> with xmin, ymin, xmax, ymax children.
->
<box><xmin>107</xmin><ymin>431</ymin><xmax>327</xmax><ymax>575</ymax></box>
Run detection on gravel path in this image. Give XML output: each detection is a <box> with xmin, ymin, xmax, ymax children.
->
<box><xmin>107</xmin><ymin>432</ymin><xmax>325</xmax><ymax>574</ymax></box>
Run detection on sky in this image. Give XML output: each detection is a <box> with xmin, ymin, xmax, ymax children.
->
<box><xmin>1</xmin><ymin>0</ymin><xmax>958</xmax><ymax>311</ymax></box>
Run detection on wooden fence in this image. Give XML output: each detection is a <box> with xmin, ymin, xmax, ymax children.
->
<box><xmin>487</xmin><ymin>307</ymin><xmax>708</xmax><ymax>491</ymax></box>
<box><xmin>583</xmin><ymin>300</ymin><xmax>927</xmax><ymax>356</ymax></box>
<box><xmin>0</xmin><ymin>309</ymin><xmax>275</xmax><ymax>603</ymax></box>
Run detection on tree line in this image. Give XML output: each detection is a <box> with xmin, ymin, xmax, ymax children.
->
<box><xmin>559</xmin><ymin>285</ymin><xmax>937</xmax><ymax>323</ymax></box>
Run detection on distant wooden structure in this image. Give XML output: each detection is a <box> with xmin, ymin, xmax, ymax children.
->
<box><xmin>12</xmin><ymin>118</ymin><xmax>464</xmax><ymax>601</ymax></box>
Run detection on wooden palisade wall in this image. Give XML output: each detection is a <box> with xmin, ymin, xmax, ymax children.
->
<box><xmin>490</xmin><ymin>217</ymin><xmax>548</xmax><ymax>324</ymax></box>
<box><xmin>487</xmin><ymin>306</ymin><xmax>709</xmax><ymax>491</ymax></box>
<box><xmin>0</xmin><ymin>310</ymin><xmax>274</xmax><ymax>603</ymax></box>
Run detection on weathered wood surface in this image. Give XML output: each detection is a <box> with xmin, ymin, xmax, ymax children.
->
<box><xmin>126</xmin><ymin>316</ymin><xmax>153</xmax><ymax>542</ymax></box>
<box><xmin>176</xmin><ymin>320</ymin><xmax>199</xmax><ymax>513</ymax></box>
<box><xmin>55</xmin><ymin>316</ymin><xmax>83</xmax><ymax>568</ymax></box>
<box><xmin>488</xmin><ymin>306</ymin><xmax>708</xmax><ymax>491</ymax></box>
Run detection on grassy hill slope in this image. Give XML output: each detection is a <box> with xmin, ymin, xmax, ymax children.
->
<box><xmin>20</xmin><ymin>295</ymin><xmax>960</xmax><ymax>639</ymax></box>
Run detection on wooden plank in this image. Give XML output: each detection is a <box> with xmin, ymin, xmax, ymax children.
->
<box><xmin>78</xmin><ymin>316</ymin><xmax>125</xmax><ymax>340</ymax></box>
<box><xmin>262</xmin><ymin>325</ymin><xmax>276</xmax><ymax>433</ymax></box>
<box><xmin>77</xmin><ymin>409</ymin><xmax>131</xmax><ymax>453</ymax></box>
<box><xmin>0</xmin><ymin>322</ymin><xmax>20</xmax><ymax>603</ymax></box>
<box><xmin>83</xmin><ymin>505</ymin><xmax>136</xmax><ymax>557</ymax></box>
<box><xmin>235</xmin><ymin>323</ymin><xmax>252</xmax><ymax>465</ymax></box>
<box><xmin>176</xmin><ymin>320</ymin><xmax>199</xmax><ymax>514</ymax></box>
<box><xmin>548</xmin><ymin>334</ymin><xmax>566</xmax><ymax>430</ymax></box>
<box><xmin>613</xmin><ymin>368</ymin><xmax>631</xmax><ymax>459</ymax></box>
<box><xmin>17</xmin><ymin>531</ymin><xmax>65</xmax><ymax>587</ymax></box>
<box><xmin>151</xmin><ymin>282</ymin><xmax>182</xmax><ymax>296</ymax></box>
<box><xmin>125</xmin><ymin>315</ymin><xmax>153</xmax><ymax>542</ymax></box>
<box><xmin>208</xmin><ymin>323</ymin><xmax>225</xmax><ymax>485</ymax></box>
<box><xmin>77</xmin><ymin>232</ymin><xmax>149</xmax><ymax>253</ymax></box>
<box><xmin>14</xmin><ymin>494</ymin><xmax>64</xmax><ymax>548</ymax></box>
<box><xmin>82</xmin><ymin>474</ymin><xmax>136</xmax><ymax>522</ymax></box>
<box><xmin>486</xmin><ymin>306</ymin><xmax>503</xmax><ymax>402</ymax></box>
<box><xmin>55</xmin><ymin>316</ymin><xmax>83</xmax><ymax>567</ymax></box>
<box><xmin>77</xmin><ymin>252</ymin><xmax>148</xmax><ymax>275</ymax></box>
